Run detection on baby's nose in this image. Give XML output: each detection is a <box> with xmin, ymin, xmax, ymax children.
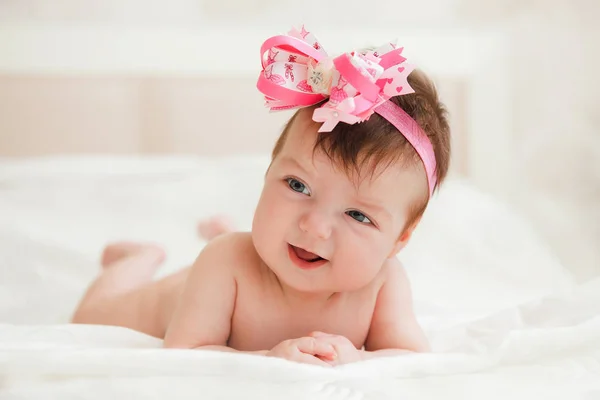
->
<box><xmin>298</xmin><ymin>210</ymin><xmax>332</xmax><ymax>240</ymax></box>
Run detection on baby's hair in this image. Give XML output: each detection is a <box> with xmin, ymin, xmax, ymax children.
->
<box><xmin>272</xmin><ymin>69</ymin><xmax>451</xmax><ymax>232</ymax></box>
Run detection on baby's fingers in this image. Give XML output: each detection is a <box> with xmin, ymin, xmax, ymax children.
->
<box><xmin>296</xmin><ymin>337</ymin><xmax>337</xmax><ymax>360</ymax></box>
<box><xmin>295</xmin><ymin>352</ymin><xmax>333</xmax><ymax>367</ymax></box>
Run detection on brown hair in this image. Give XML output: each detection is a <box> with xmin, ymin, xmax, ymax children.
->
<box><xmin>272</xmin><ymin>69</ymin><xmax>451</xmax><ymax>231</ymax></box>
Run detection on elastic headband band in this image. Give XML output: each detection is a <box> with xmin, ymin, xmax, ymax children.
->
<box><xmin>374</xmin><ymin>101</ymin><xmax>437</xmax><ymax>193</ymax></box>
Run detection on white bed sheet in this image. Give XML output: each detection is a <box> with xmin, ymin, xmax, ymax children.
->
<box><xmin>0</xmin><ymin>155</ymin><xmax>598</xmax><ymax>399</ymax></box>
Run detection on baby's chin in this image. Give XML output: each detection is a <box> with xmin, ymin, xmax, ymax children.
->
<box><xmin>273</xmin><ymin>271</ymin><xmax>338</xmax><ymax>294</ymax></box>
<box><xmin>272</xmin><ymin>264</ymin><xmax>377</xmax><ymax>295</ymax></box>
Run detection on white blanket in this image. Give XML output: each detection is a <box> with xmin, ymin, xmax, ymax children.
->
<box><xmin>0</xmin><ymin>156</ymin><xmax>598</xmax><ymax>399</ymax></box>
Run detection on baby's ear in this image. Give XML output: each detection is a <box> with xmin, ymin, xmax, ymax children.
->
<box><xmin>387</xmin><ymin>217</ymin><xmax>421</xmax><ymax>258</ymax></box>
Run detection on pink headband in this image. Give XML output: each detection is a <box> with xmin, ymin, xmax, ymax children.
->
<box><xmin>257</xmin><ymin>25</ymin><xmax>437</xmax><ymax>195</ymax></box>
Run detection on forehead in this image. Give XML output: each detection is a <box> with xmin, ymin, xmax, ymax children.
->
<box><xmin>282</xmin><ymin>108</ymin><xmax>321</xmax><ymax>155</ymax></box>
<box><xmin>277</xmin><ymin>110</ymin><xmax>426</xmax><ymax>204</ymax></box>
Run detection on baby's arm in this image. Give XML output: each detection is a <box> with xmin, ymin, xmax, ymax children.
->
<box><xmin>163</xmin><ymin>234</ymin><xmax>245</xmax><ymax>351</ymax></box>
<box><xmin>363</xmin><ymin>258</ymin><xmax>430</xmax><ymax>358</ymax></box>
<box><xmin>162</xmin><ymin>234</ymin><xmax>333</xmax><ymax>366</ymax></box>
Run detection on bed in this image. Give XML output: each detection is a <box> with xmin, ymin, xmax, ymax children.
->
<box><xmin>0</xmin><ymin>155</ymin><xmax>599</xmax><ymax>399</ymax></box>
<box><xmin>1</xmin><ymin>24</ymin><xmax>599</xmax><ymax>399</ymax></box>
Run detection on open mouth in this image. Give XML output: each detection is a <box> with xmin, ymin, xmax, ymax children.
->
<box><xmin>288</xmin><ymin>244</ymin><xmax>328</xmax><ymax>269</ymax></box>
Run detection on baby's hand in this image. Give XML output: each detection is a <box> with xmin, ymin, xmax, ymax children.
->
<box><xmin>309</xmin><ymin>331</ymin><xmax>363</xmax><ymax>365</ymax></box>
<box><xmin>266</xmin><ymin>337</ymin><xmax>336</xmax><ymax>367</ymax></box>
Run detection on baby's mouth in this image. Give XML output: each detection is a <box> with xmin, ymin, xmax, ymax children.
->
<box><xmin>290</xmin><ymin>244</ymin><xmax>326</xmax><ymax>263</ymax></box>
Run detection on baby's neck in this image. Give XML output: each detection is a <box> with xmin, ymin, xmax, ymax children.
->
<box><xmin>275</xmin><ymin>275</ymin><xmax>340</xmax><ymax>308</ymax></box>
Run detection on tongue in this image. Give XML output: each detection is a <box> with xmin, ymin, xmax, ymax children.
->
<box><xmin>294</xmin><ymin>246</ymin><xmax>321</xmax><ymax>261</ymax></box>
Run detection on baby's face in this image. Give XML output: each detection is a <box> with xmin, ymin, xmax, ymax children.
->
<box><xmin>252</xmin><ymin>111</ymin><xmax>426</xmax><ymax>293</ymax></box>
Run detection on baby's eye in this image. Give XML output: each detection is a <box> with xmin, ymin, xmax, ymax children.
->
<box><xmin>286</xmin><ymin>178</ymin><xmax>311</xmax><ymax>196</ymax></box>
<box><xmin>346</xmin><ymin>210</ymin><xmax>372</xmax><ymax>224</ymax></box>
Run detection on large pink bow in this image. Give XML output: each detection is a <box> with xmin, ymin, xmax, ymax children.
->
<box><xmin>313</xmin><ymin>98</ymin><xmax>361</xmax><ymax>133</ymax></box>
<box><xmin>257</xmin><ymin>25</ymin><xmax>416</xmax><ymax>132</ymax></box>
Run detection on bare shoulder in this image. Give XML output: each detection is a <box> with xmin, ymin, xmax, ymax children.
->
<box><xmin>372</xmin><ymin>257</ymin><xmax>410</xmax><ymax>295</ymax></box>
<box><xmin>371</xmin><ymin>257</ymin><xmax>415</xmax><ymax>318</ymax></box>
<box><xmin>198</xmin><ymin>231</ymin><xmax>252</xmax><ymax>252</ymax></box>
<box><xmin>194</xmin><ymin>232</ymin><xmax>255</xmax><ymax>265</ymax></box>
<box><xmin>366</xmin><ymin>257</ymin><xmax>430</xmax><ymax>352</ymax></box>
<box><xmin>190</xmin><ymin>231</ymin><xmax>261</xmax><ymax>280</ymax></box>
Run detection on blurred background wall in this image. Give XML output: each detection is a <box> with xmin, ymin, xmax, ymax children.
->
<box><xmin>0</xmin><ymin>0</ymin><xmax>598</xmax><ymax>280</ymax></box>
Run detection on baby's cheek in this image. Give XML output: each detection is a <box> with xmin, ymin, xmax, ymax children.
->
<box><xmin>252</xmin><ymin>204</ymin><xmax>279</xmax><ymax>252</ymax></box>
<box><xmin>336</xmin><ymin>246</ymin><xmax>382</xmax><ymax>288</ymax></box>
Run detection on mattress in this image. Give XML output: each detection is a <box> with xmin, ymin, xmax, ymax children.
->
<box><xmin>0</xmin><ymin>155</ymin><xmax>597</xmax><ymax>399</ymax></box>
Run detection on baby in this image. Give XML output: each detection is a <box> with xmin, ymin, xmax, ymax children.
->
<box><xmin>72</xmin><ymin>26</ymin><xmax>451</xmax><ymax>366</ymax></box>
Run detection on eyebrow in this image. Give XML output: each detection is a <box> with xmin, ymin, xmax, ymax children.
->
<box><xmin>354</xmin><ymin>198</ymin><xmax>393</xmax><ymax>221</ymax></box>
<box><xmin>279</xmin><ymin>155</ymin><xmax>311</xmax><ymax>176</ymax></box>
